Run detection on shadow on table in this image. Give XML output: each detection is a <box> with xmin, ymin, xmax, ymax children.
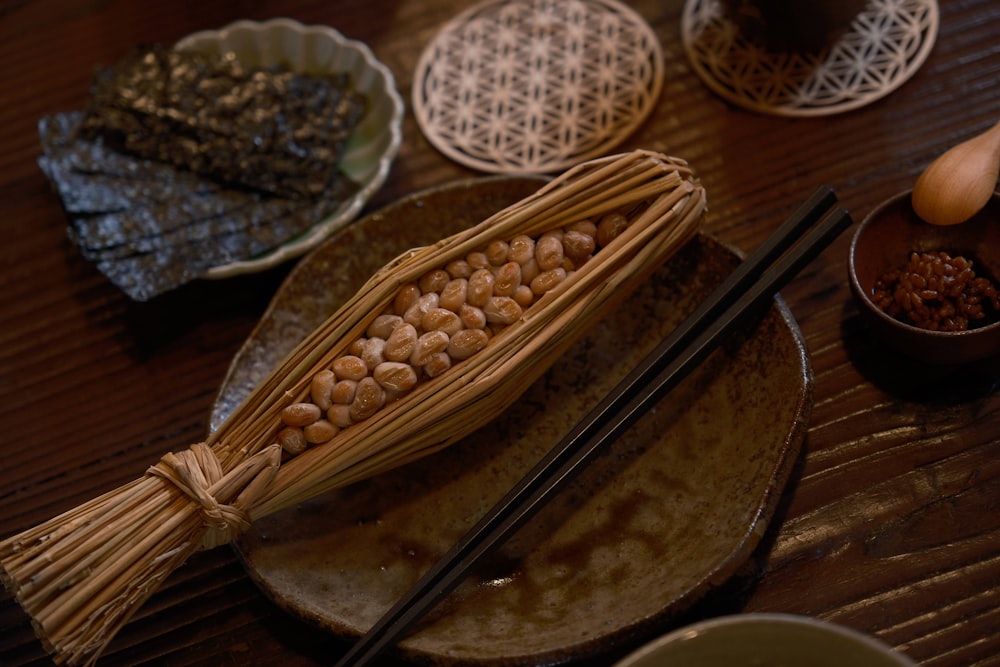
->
<box><xmin>840</xmin><ymin>307</ymin><xmax>999</xmax><ymax>405</ymax></box>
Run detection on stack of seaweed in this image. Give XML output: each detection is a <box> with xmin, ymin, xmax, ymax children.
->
<box><xmin>38</xmin><ymin>45</ymin><xmax>368</xmax><ymax>301</ymax></box>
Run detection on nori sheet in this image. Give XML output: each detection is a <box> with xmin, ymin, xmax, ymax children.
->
<box><xmin>39</xmin><ymin>111</ymin><xmax>357</xmax><ymax>301</ymax></box>
<box><xmin>79</xmin><ymin>45</ymin><xmax>367</xmax><ymax>199</ymax></box>
<box><xmin>36</xmin><ymin>44</ymin><xmax>371</xmax><ymax>301</ymax></box>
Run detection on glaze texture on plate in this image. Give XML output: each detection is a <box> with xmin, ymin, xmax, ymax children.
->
<box><xmin>211</xmin><ymin>177</ymin><xmax>813</xmax><ymax>665</ymax></box>
<box><xmin>176</xmin><ymin>18</ymin><xmax>404</xmax><ymax>278</ymax></box>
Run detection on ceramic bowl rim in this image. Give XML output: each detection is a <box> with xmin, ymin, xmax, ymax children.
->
<box><xmin>614</xmin><ymin>613</ymin><xmax>918</xmax><ymax>666</ymax></box>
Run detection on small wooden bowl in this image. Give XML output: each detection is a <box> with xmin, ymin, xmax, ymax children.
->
<box><xmin>848</xmin><ymin>190</ymin><xmax>1000</xmax><ymax>365</ymax></box>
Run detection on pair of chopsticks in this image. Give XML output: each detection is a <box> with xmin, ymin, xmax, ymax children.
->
<box><xmin>334</xmin><ymin>186</ymin><xmax>851</xmax><ymax>666</ymax></box>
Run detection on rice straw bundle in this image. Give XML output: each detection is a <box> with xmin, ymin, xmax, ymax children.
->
<box><xmin>0</xmin><ymin>149</ymin><xmax>706</xmax><ymax>665</ymax></box>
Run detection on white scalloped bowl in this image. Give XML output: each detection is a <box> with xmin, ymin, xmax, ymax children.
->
<box><xmin>175</xmin><ymin>18</ymin><xmax>404</xmax><ymax>278</ymax></box>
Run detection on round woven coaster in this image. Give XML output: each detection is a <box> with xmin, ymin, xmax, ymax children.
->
<box><xmin>412</xmin><ymin>0</ymin><xmax>664</xmax><ymax>173</ymax></box>
<box><xmin>682</xmin><ymin>0</ymin><xmax>939</xmax><ymax>117</ymax></box>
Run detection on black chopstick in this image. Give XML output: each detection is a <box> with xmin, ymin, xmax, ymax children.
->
<box><xmin>334</xmin><ymin>186</ymin><xmax>851</xmax><ymax>667</ymax></box>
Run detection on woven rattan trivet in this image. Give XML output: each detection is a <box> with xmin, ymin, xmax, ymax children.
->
<box><xmin>412</xmin><ymin>0</ymin><xmax>664</xmax><ymax>173</ymax></box>
<box><xmin>682</xmin><ymin>0</ymin><xmax>939</xmax><ymax>117</ymax></box>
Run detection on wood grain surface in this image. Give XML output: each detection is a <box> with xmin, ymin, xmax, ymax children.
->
<box><xmin>1</xmin><ymin>1</ymin><xmax>998</xmax><ymax>665</ymax></box>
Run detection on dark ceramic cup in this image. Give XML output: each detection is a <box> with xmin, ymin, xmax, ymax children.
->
<box><xmin>723</xmin><ymin>0</ymin><xmax>870</xmax><ymax>52</ymax></box>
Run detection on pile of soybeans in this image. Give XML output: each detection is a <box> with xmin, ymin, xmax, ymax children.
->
<box><xmin>277</xmin><ymin>213</ymin><xmax>631</xmax><ymax>456</ymax></box>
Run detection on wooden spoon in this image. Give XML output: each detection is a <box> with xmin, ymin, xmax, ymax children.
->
<box><xmin>912</xmin><ymin>119</ymin><xmax>1000</xmax><ymax>226</ymax></box>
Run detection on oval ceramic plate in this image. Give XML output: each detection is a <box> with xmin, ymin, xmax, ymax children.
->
<box><xmin>176</xmin><ymin>18</ymin><xmax>404</xmax><ymax>279</ymax></box>
<box><xmin>210</xmin><ymin>177</ymin><xmax>813</xmax><ymax>665</ymax></box>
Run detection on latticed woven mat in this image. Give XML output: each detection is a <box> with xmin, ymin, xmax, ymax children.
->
<box><xmin>682</xmin><ymin>0</ymin><xmax>939</xmax><ymax>117</ymax></box>
<box><xmin>412</xmin><ymin>0</ymin><xmax>664</xmax><ymax>173</ymax></box>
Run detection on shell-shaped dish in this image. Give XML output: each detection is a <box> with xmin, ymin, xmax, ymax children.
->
<box><xmin>176</xmin><ymin>18</ymin><xmax>404</xmax><ymax>278</ymax></box>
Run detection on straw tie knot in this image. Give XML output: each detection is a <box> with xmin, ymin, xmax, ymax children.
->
<box><xmin>148</xmin><ymin>442</ymin><xmax>282</xmax><ymax>549</ymax></box>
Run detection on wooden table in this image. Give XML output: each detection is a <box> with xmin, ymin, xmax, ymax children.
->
<box><xmin>1</xmin><ymin>1</ymin><xmax>997</xmax><ymax>665</ymax></box>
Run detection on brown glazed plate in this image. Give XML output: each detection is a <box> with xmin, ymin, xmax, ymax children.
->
<box><xmin>210</xmin><ymin>176</ymin><xmax>813</xmax><ymax>665</ymax></box>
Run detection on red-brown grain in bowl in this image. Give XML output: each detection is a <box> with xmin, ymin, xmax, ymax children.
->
<box><xmin>848</xmin><ymin>189</ymin><xmax>1000</xmax><ymax>365</ymax></box>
